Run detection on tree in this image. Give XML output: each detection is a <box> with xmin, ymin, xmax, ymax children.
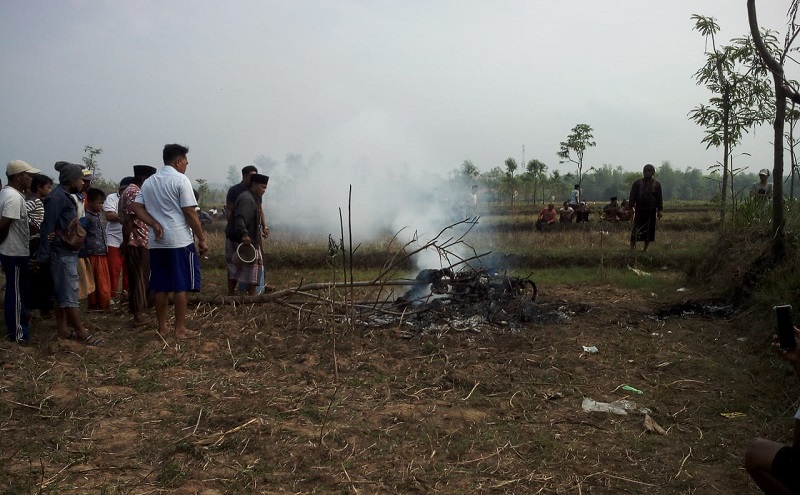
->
<box><xmin>689</xmin><ymin>14</ymin><xmax>776</xmax><ymax>231</ymax></box>
<box><xmin>82</xmin><ymin>146</ymin><xmax>103</xmax><ymax>176</ymax></box>
<box><xmin>226</xmin><ymin>165</ymin><xmax>239</xmax><ymax>187</ymax></box>
<box><xmin>748</xmin><ymin>0</ymin><xmax>800</xmax><ymax>239</ymax></box>
<box><xmin>557</xmin><ymin>124</ymin><xmax>595</xmax><ymax>186</ymax></box>
<box><xmin>459</xmin><ymin>160</ymin><xmax>480</xmax><ymax>180</ymax></box>
<box><xmin>525</xmin><ymin>159</ymin><xmax>547</xmax><ymax>203</ymax></box>
<box><xmin>195</xmin><ymin>179</ymin><xmax>211</xmax><ymax>208</ymax></box>
<box><xmin>504</xmin><ymin>157</ymin><xmax>518</xmax><ymax>205</ymax></box>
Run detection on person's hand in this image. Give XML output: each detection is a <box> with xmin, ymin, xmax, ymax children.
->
<box><xmin>47</xmin><ymin>232</ymin><xmax>55</xmax><ymax>242</ymax></box>
<box><xmin>29</xmin><ymin>260</ymin><xmax>38</xmax><ymax>272</ymax></box>
<box><xmin>197</xmin><ymin>238</ymin><xmax>208</xmax><ymax>257</ymax></box>
<box><xmin>152</xmin><ymin>222</ymin><xmax>164</xmax><ymax>240</ymax></box>
<box><xmin>657</xmin><ymin>211</ymin><xmax>663</xmax><ymax>219</ymax></box>
<box><xmin>262</xmin><ymin>226</ymin><xmax>269</xmax><ymax>239</ymax></box>
<box><xmin>775</xmin><ymin>327</ymin><xmax>800</xmax><ymax>376</ymax></box>
<box><xmin>241</xmin><ymin>235</ymin><xmax>252</xmax><ymax>246</ymax></box>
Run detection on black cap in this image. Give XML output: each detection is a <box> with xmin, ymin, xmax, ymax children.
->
<box><xmin>610</xmin><ymin>196</ymin><xmax>618</xmax><ymax>201</ymax></box>
<box><xmin>133</xmin><ymin>165</ymin><xmax>157</xmax><ymax>178</ymax></box>
<box><xmin>119</xmin><ymin>176</ymin><xmax>135</xmax><ymax>188</ymax></box>
<box><xmin>250</xmin><ymin>173</ymin><xmax>269</xmax><ymax>185</ymax></box>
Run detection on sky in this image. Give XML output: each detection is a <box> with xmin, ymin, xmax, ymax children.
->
<box><xmin>1</xmin><ymin>1</ymin><xmax>795</xmax><ymax>180</ymax></box>
<box><xmin>0</xmin><ymin>1</ymin><xmax>797</xmax><ymax>239</ymax></box>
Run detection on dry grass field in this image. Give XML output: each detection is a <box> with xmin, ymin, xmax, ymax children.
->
<box><xmin>0</xmin><ymin>203</ymin><xmax>795</xmax><ymax>494</ymax></box>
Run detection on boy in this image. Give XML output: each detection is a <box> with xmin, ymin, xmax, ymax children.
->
<box><xmin>85</xmin><ymin>188</ymin><xmax>111</xmax><ymax>310</ymax></box>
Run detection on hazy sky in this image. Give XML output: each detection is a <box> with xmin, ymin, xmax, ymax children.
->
<box><xmin>1</xmin><ymin>0</ymin><xmax>794</xmax><ymax>186</ymax></box>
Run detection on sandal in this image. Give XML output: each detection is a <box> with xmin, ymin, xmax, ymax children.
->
<box><xmin>83</xmin><ymin>334</ymin><xmax>104</xmax><ymax>346</ymax></box>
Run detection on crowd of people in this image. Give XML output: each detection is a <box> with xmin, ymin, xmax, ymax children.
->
<box><xmin>535</xmin><ymin>164</ymin><xmax>665</xmax><ymax>251</ymax></box>
<box><xmin>0</xmin><ymin>146</ymin><xmax>270</xmax><ymax>345</ymax></box>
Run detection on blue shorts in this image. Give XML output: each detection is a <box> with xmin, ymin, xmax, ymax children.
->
<box><xmin>148</xmin><ymin>244</ymin><xmax>202</xmax><ymax>293</ymax></box>
<box><xmin>50</xmin><ymin>253</ymin><xmax>79</xmax><ymax>308</ymax></box>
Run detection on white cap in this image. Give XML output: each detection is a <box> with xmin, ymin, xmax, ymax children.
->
<box><xmin>759</xmin><ymin>168</ymin><xmax>770</xmax><ymax>177</ymax></box>
<box><xmin>6</xmin><ymin>160</ymin><xmax>41</xmax><ymax>176</ymax></box>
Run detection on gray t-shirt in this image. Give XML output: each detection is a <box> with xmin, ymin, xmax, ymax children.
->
<box><xmin>0</xmin><ymin>186</ymin><xmax>30</xmax><ymax>257</ymax></box>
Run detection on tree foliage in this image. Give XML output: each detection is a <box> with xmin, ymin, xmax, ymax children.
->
<box><xmin>82</xmin><ymin>145</ymin><xmax>103</xmax><ymax>176</ymax></box>
<box><xmin>689</xmin><ymin>13</ymin><xmax>777</xmax><ymax>230</ymax></box>
<box><xmin>557</xmin><ymin>124</ymin><xmax>595</xmax><ymax>186</ymax></box>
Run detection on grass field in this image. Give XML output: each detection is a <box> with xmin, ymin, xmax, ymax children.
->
<box><xmin>0</xmin><ymin>201</ymin><xmax>793</xmax><ymax>494</ymax></box>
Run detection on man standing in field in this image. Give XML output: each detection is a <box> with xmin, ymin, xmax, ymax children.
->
<box><xmin>0</xmin><ymin>160</ymin><xmax>39</xmax><ymax>342</ymax></box>
<box><xmin>225</xmin><ymin>165</ymin><xmax>267</xmax><ymax>295</ymax></box>
<box><xmin>750</xmin><ymin>168</ymin><xmax>773</xmax><ymax>200</ymax></box>
<box><xmin>226</xmin><ymin>173</ymin><xmax>269</xmax><ymax>295</ymax></box>
<box><xmin>629</xmin><ymin>164</ymin><xmax>663</xmax><ymax>252</ymax></box>
<box><xmin>133</xmin><ymin>144</ymin><xmax>208</xmax><ymax>338</ymax></box>
<box><xmin>104</xmin><ymin>177</ymin><xmax>132</xmax><ymax>303</ymax></box>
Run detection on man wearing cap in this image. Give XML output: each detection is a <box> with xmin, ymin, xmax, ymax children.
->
<box><xmin>225</xmin><ymin>165</ymin><xmax>268</xmax><ymax>295</ymax></box>
<box><xmin>751</xmin><ymin>168</ymin><xmax>774</xmax><ymax>200</ymax></box>
<box><xmin>119</xmin><ymin>165</ymin><xmax>157</xmax><ymax>327</ymax></box>
<box><xmin>104</xmin><ymin>177</ymin><xmax>132</xmax><ymax>303</ymax></box>
<box><xmin>226</xmin><ymin>174</ymin><xmax>269</xmax><ymax>295</ymax></box>
<box><xmin>629</xmin><ymin>163</ymin><xmax>664</xmax><ymax>252</ymax></box>
<box><xmin>0</xmin><ymin>160</ymin><xmax>40</xmax><ymax>342</ymax></box>
<box><xmin>37</xmin><ymin>161</ymin><xmax>102</xmax><ymax>345</ymax></box>
<box><xmin>133</xmin><ymin>144</ymin><xmax>208</xmax><ymax>338</ymax></box>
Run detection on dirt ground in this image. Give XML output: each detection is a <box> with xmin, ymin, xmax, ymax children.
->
<box><xmin>0</xmin><ymin>282</ymin><xmax>796</xmax><ymax>494</ymax></box>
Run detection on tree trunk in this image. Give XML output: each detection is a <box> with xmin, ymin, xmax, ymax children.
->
<box><xmin>748</xmin><ymin>0</ymin><xmax>786</xmax><ymax>256</ymax></box>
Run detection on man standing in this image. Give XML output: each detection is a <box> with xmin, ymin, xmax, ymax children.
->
<box><xmin>226</xmin><ymin>174</ymin><xmax>269</xmax><ymax>295</ymax></box>
<box><xmin>569</xmin><ymin>184</ymin><xmax>580</xmax><ymax>209</ymax></box>
<box><xmin>133</xmin><ymin>144</ymin><xmax>208</xmax><ymax>338</ymax></box>
<box><xmin>37</xmin><ymin>161</ymin><xmax>102</xmax><ymax>345</ymax></box>
<box><xmin>0</xmin><ymin>160</ymin><xmax>40</xmax><ymax>342</ymax></box>
<box><xmin>629</xmin><ymin>164</ymin><xmax>663</xmax><ymax>252</ymax></box>
<box><xmin>225</xmin><ymin>165</ymin><xmax>267</xmax><ymax>295</ymax></box>
<box><xmin>104</xmin><ymin>176</ymin><xmax>132</xmax><ymax>302</ymax></box>
<box><xmin>751</xmin><ymin>168</ymin><xmax>773</xmax><ymax>200</ymax></box>
<box><xmin>120</xmin><ymin>166</ymin><xmax>157</xmax><ymax>326</ymax></box>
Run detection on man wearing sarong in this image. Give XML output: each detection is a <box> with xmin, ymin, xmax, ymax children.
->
<box><xmin>226</xmin><ymin>174</ymin><xmax>269</xmax><ymax>295</ymax></box>
<box><xmin>629</xmin><ymin>164</ymin><xmax>663</xmax><ymax>252</ymax></box>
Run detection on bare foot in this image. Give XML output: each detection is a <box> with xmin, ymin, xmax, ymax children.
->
<box><xmin>133</xmin><ymin>314</ymin><xmax>153</xmax><ymax>327</ymax></box>
<box><xmin>157</xmin><ymin>326</ymin><xmax>172</xmax><ymax>336</ymax></box>
<box><xmin>174</xmin><ymin>328</ymin><xmax>200</xmax><ymax>339</ymax></box>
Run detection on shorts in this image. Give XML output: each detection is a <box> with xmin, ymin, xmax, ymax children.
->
<box><xmin>772</xmin><ymin>446</ymin><xmax>800</xmax><ymax>494</ymax></box>
<box><xmin>51</xmin><ymin>253</ymin><xmax>79</xmax><ymax>308</ymax></box>
<box><xmin>149</xmin><ymin>244</ymin><xmax>202</xmax><ymax>293</ymax></box>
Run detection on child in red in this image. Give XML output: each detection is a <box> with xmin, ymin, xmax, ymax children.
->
<box><xmin>85</xmin><ymin>188</ymin><xmax>111</xmax><ymax>310</ymax></box>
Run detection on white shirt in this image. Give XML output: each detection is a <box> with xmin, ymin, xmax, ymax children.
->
<box><xmin>135</xmin><ymin>165</ymin><xmax>197</xmax><ymax>249</ymax></box>
<box><xmin>103</xmin><ymin>192</ymin><xmax>123</xmax><ymax>248</ymax></box>
<box><xmin>0</xmin><ymin>186</ymin><xmax>30</xmax><ymax>257</ymax></box>
<box><xmin>569</xmin><ymin>189</ymin><xmax>580</xmax><ymax>204</ymax></box>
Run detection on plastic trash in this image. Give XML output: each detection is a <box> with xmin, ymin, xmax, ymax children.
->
<box><xmin>581</xmin><ymin>397</ymin><xmax>652</xmax><ymax>415</ymax></box>
<box><xmin>582</xmin><ymin>345</ymin><xmax>599</xmax><ymax>354</ymax></box>
<box><xmin>620</xmin><ymin>384</ymin><xmax>644</xmax><ymax>395</ymax></box>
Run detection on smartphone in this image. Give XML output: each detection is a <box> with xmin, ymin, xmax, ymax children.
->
<box><xmin>773</xmin><ymin>304</ymin><xmax>797</xmax><ymax>351</ymax></box>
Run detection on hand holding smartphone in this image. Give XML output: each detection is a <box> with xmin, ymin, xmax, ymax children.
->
<box><xmin>773</xmin><ymin>304</ymin><xmax>798</xmax><ymax>351</ymax></box>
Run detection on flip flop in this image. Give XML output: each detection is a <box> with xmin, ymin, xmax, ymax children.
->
<box><xmin>83</xmin><ymin>334</ymin><xmax>104</xmax><ymax>346</ymax></box>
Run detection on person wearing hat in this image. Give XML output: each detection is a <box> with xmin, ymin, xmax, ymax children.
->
<box><xmin>36</xmin><ymin>161</ymin><xmax>102</xmax><ymax>345</ymax></box>
<box><xmin>225</xmin><ymin>165</ymin><xmax>268</xmax><ymax>295</ymax></box>
<box><xmin>132</xmin><ymin>144</ymin><xmax>207</xmax><ymax>338</ymax></box>
<box><xmin>104</xmin><ymin>177</ymin><xmax>133</xmax><ymax>303</ymax></box>
<box><xmin>0</xmin><ymin>160</ymin><xmax>40</xmax><ymax>342</ymax></box>
<box><xmin>535</xmin><ymin>203</ymin><xmax>557</xmax><ymax>232</ymax></box>
<box><xmin>226</xmin><ymin>173</ymin><xmax>269</xmax><ymax>295</ymax></box>
<box><xmin>751</xmin><ymin>168</ymin><xmax>774</xmax><ymax>200</ymax></box>
<box><xmin>629</xmin><ymin>163</ymin><xmax>664</xmax><ymax>252</ymax></box>
<box><xmin>602</xmin><ymin>196</ymin><xmax>621</xmax><ymax>221</ymax></box>
<box><xmin>119</xmin><ymin>165</ymin><xmax>157</xmax><ymax>327</ymax></box>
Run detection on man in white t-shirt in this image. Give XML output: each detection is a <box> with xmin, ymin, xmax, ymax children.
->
<box><xmin>104</xmin><ymin>177</ymin><xmax>132</xmax><ymax>302</ymax></box>
<box><xmin>0</xmin><ymin>160</ymin><xmax>40</xmax><ymax>342</ymax></box>
<box><xmin>133</xmin><ymin>144</ymin><xmax>208</xmax><ymax>338</ymax></box>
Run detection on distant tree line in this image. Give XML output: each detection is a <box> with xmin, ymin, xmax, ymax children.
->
<box><xmin>450</xmin><ymin>158</ymin><xmax>800</xmax><ymax>205</ymax></box>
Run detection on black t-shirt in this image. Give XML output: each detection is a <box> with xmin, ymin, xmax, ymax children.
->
<box><xmin>226</xmin><ymin>183</ymin><xmax>262</xmax><ymax>206</ymax></box>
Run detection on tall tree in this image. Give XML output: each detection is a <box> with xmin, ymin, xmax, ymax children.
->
<box><xmin>689</xmin><ymin>14</ymin><xmax>776</xmax><ymax>231</ymax></box>
<box><xmin>459</xmin><ymin>159</ymin><xmax>480</xmax><ymax>180</ymax></box>
<box><xmin>748</xmin><ymin>0</ymin><xmax>800</xmax><ymax>239</ymax></box>
<box><xmin>525</xmin><ymin>159</ymin><xmax>547</xmax><ymax>203</ymax></box>
<box><xmin>504</xmin><ymin>157</ymin><xmax>518</xmax><ymax>205</ymax></box>
<box><xmin>557</xmin><ymin>124</ymin><xmax>595</xmax><ymax>186</ymax></box>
